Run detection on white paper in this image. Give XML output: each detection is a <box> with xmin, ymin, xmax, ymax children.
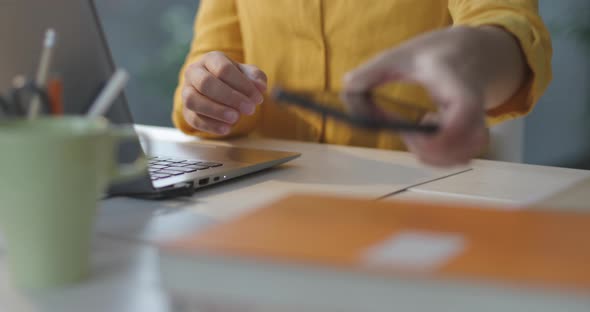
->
<box><xmin>363</xmin><ymin>231</ymin><xmax>466</xmax><ymax>272</ymax></box>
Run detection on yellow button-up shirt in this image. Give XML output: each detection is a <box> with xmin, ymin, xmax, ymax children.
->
<box><xmin>173</xmin><ymin>0</ymin><xmax>552</xmax><ymax>150</ymax></box>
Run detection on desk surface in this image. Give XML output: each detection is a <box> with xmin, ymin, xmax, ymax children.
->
<box><xmin>1</xmin><ymin>125</ymin><xmax>589</xmax><ymax>312</ymax></box>
<box><xmin>406</xmin><ymin>159</ymin><xmax>590</xmax><ymax>206</ymax></box>
<box><xmin>140</xmin><ymin>125</ymin><xmax>469</xmax><ymax>220</ymax></box>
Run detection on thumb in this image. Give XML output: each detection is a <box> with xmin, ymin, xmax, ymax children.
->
<box><xmin>238</xmin><ymin>63</ymin><xmax>268</xmax><ymax>93</ymax></box>
<box><xmin>343</xmin><ymin>49</ymin><xmax>411</xmax><ymax>92</ymax></box>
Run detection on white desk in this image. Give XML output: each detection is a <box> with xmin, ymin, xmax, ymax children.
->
<box><xmin>136</xmin><ymin>125</ymin><xmax>469</xmax><ymax>221</ymax></box>
<box><xmin>398</xmin><ymin>159</ymin><xmax>590</xmax><ymax>207</ymax></box>
<box><xmin>0</xmin><ymin>237</ymin><xmax>168</xmax><ymax>312</ymax></box>
<box><xmin>1</xmin><ymin>125</ymin><xmax>589</xmax><ymax>312</ymax></box>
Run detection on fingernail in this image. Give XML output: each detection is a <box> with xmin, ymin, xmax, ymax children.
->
<box><xmin>217</xmin><ymin>125</ymin><xmax>230</xmax><ymax>135</ymax></box>
<box><xmin>252</xmin><ymin>92</ymin><xmax>264</xmax><ymax>105</ymax></box>
<box><xmin>224</xmin><ymin>110</ymin><xmax>239</xmax><ymax>123</ymax></box>
<box><xmin>240</xmin><ymin>101</ymin><xmax>256</xmax><ymax>115</ymax></box>
<box><xmin>181</xmin><ymin>88</ymin><xmax>191</xmax><ymax>101</ymax></box>
<box><xmin>254</xmin><ymin>79</ymin><xmax>267</xmax><ymax>91</ymax></box>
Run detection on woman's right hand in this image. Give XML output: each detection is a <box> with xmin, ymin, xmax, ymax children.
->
<box><xmin>181</xmin><ymin>51</ymin><xmax>268</xmax><ymax>135</ymax></box>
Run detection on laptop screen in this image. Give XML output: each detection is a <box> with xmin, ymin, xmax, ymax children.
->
<box><xmin>0</xmin><ymin>0</ymin><xmax>133</xmax><ymax>121</ymax></box>
<box><xmin>0</xmin><ymin>0</ymin><xmax>153</xmax><ymax>193</ymax></box>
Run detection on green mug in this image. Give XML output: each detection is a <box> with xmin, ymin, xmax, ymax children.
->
<box><xmin>0</xmin><ymin>116</ymin><xmax>146</xmax><ymax>289</ymax></box>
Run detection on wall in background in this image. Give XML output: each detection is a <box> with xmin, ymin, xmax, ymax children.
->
<box><xmin>97</xmin><ymin>0</ymin><xmax>590</xmax><ymax>169</ymax></box>
<box><xmin>95</xmin><ymin>0</ymin><xmax>198</xmax><ymax>127</ymax></box>
<box><xmin>525</xmin><ymin>0</ymin><xmax>590</xmax><ymax>169</ymax></box>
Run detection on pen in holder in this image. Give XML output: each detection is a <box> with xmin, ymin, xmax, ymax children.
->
<box><xmin>0</xmin><ymin>77</ymin><xmax>51</xmax><ymax>119</ymax></box>
<box><xmin>0</xmin><ymin>95</ymin><xmax>10</xmax><ymax>118</ymax></box>
<box><xmin>0</xmin><ymin>65</ymin><xmax>146</xmax><ymax>289</ymax></box>
<box><xmin>28</xmin><ymin>29</ymin><xmax>56</xmax><ymax>120</ymax></box>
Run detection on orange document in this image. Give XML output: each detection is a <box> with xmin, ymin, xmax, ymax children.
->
<box><xmin>161</xmin><ymin>195</ymin><xmax>590</xmax><ymax>292</ymax></box>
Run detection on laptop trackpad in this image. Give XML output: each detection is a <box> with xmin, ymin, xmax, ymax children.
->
<box><xmin>147</xmin><ymin>140</ymin><xmax>297</xmax><ymax>165</ymax></box>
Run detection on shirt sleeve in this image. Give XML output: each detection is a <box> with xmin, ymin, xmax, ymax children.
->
<box><xmin>448</xmin><ymin>0</ymin><xmax>553</xmax><ymax>126</ymax></box>
<box><xmin>172</xmin><ymin>0</ymin><xmax>259</xmax><ymax>139</ymax></box>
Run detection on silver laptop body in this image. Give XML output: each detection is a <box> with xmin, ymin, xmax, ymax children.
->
<box><xmin>0</xmin><ymin>0</ymin><xmax>300</xmax><ymax>198</ymax></box>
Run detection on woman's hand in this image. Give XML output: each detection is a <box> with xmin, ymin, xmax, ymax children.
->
<box><xmin>344</xmin><ymin>26</ymin><xmax>527</xmax><ymax>167</ymax></box>
<box><xmin>181</xmin><ymin>51</ymin><xmax>268</xmax><ymax>135</ymax></box>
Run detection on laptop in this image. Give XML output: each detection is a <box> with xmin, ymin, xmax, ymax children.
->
<box><xmin>0</xmin><ymin>0</ymin><xmax>300</xmax><ymax>198</ymax></box>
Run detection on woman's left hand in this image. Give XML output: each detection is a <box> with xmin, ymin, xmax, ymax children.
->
<box><xmin>344</xmin><ymin>26</ymin><xmax>527</xmax><ymax>167</ymax></box>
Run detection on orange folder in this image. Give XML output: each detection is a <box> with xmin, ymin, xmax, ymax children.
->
<box><xmin>159</xmin><ymin>195</ymin><xmax>590</xmax><ymax>310</ymax></box>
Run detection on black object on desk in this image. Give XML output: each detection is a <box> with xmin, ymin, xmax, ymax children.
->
<box><xmin>272</xmin><ymin>87</ymin><xmax>439</xmax><ymax>134</ymax></box>
<box><xmin>0</xmin><ymin>79</ymin><xmax>50</xmax><ymax>118</ymax></box>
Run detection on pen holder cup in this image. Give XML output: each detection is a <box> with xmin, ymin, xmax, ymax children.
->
<box><xmin>0</xmin><ymin>117</ymin><xmax>147</xmax><ymax>290</ymax></box>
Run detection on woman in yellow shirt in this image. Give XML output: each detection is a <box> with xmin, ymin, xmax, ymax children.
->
<box><xmin>173</xmin><ymin>0</ymin><xmax>552</xmax><ymax>167</ymax></box>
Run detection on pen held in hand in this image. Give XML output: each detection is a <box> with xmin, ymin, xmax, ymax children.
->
<box><xmin>87</xmin><ymin>69</ymin><xmax>129</xmax><ymax>118</ymax></box>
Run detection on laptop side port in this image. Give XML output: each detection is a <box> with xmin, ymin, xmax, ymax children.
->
<box><xmin>198</xmin><ymin>178</ymin><xmax>210</xmax><ymax>186</ymax></box>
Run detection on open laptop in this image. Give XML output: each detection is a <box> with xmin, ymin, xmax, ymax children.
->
<box><xmin>0</xmin><ymin>0</ymin><xmax>300</xmax><ymax>198</ymax></box>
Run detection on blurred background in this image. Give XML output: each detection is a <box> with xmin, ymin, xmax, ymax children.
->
<box><xmin>95</xmin><ymin>0</ymin><xmax>590</xmax><ymax>170</ymax></box>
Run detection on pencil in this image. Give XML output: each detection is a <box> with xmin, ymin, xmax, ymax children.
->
<box><xmin>87</xmin><ymin>69</ymin><xmax>129</xmax><ymax>118</ymax></box>
<box><xmin>28</xmin><ymin>29</ymin><xmax>57</xmax><ymax>119</ymax></box>
<box><xmin>47</xmin><ymin>77</ymin><xmax>63</xmax><ymax>115</ymax></box>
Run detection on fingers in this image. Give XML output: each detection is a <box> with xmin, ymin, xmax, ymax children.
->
<box><xmin>404</xmin><ymin>129</ymin><xmax>488</xmax><ymax>167</ymax></box>
<box><xmin>342</xmin><ymin>27</ymin><xmax>497</xmax><ymax>167</ymax></box>
<box><xmin>340</xmin><ymin>92</ymin><xmax>388</xmax><ymax>121</ymax></box>
<box><xmin>402</xmin><ymin>106</ymin><xmax>489</xmax><ymax>167</ymax></box>
<box><xmin>182</xmin><ymin>105</ymin><xmax>231</xmax><ymax>136</ymax></box>
<box><xmin>181</xmin><ymin>52</ymin><xmax>269</xmax><ymax>135</ymax></box>
<box><xmin>238</xmin><ymin>63</ymin><xmax>268</xmax><ymax>93</ymax></box>
<box><xmin>185</xmin><ymin>64</ymin><xmax>257</xmax><ymax>115</ymax></box>
<box><xmin>426</xmin><ymin>77</ymin><xmax>485</xmax><ymax>145</ymax></box>
<box><xmin>346</xmin><ymin>50</ymin><xmax>488</xmax><ymax>167</ymax></box>
<box><xmin>417</xmin><ymin>128</ymin><xmax>489</xmax><ymax>166</ymax></box>
<box><xmin>182</xmin><ymin>88</ymin><xmax>240</xmax><ymax>124</ymax></box>
<box><xmin>343</xmin><ymin>48</ymin><xmax>412</xmax><ymax>92</ymax></box>
<box><xmin>202</xmin><ymin>52</ymin><xmax>264</xmax><ymax>105</ymax></box>
<box><xmin>398</xmin><ymin>72</ymin><xmax>487</xmax><ymax>167</ymax></box>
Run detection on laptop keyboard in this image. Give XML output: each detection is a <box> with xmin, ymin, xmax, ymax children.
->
<box><xmin>148</xmin><ymin>156</ymin><xmax>223</xmax><ymax>181</ymax></box>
